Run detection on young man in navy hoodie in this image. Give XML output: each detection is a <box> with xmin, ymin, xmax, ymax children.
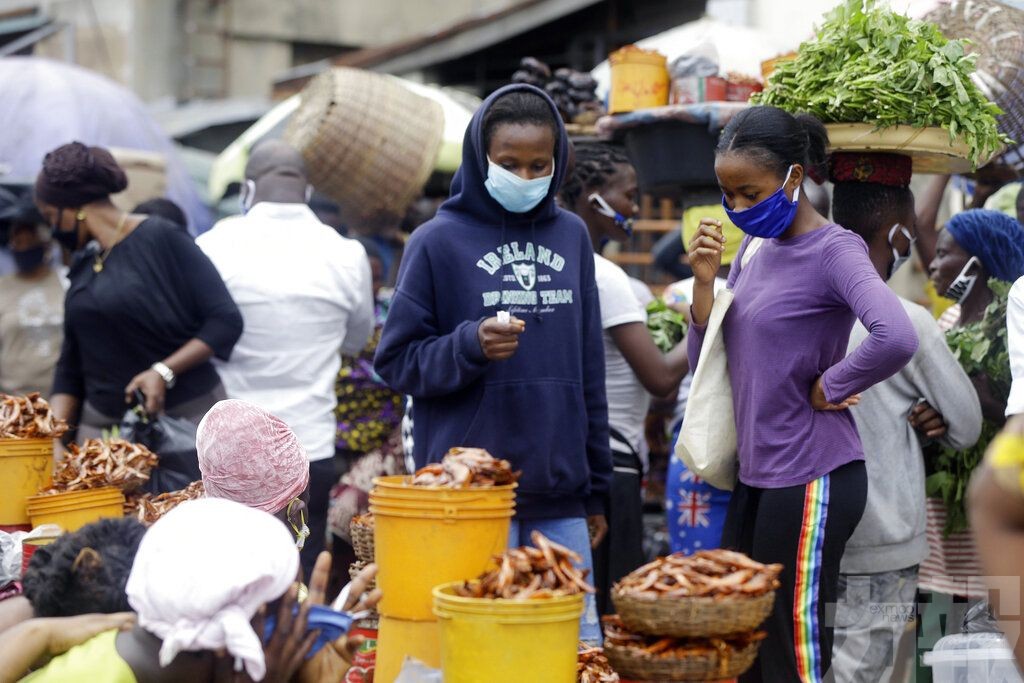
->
<box><xmin>375</xmin><ymin>84</ymin><xmax>611</xmax><ymax>641</ymax></box>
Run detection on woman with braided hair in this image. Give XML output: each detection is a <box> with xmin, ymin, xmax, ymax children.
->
<box><xmin>560</xmin><ymin>143</ymin><xmax>690</xmax><ymax>612</ymax></box>
<box><xmin>33</xmin><ymin>142</ymin><xmax>242</xmax><ymax>447</ymax></box>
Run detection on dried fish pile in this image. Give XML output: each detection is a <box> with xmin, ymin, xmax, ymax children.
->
<box><xmin>41</xmin><ymin>438</ymin><xmax>158</xmax><ymax>494</ymax></box>
<box><xmin>616</xmin><ymin>549</ymin><xmax>782</xmax><ymax>599</ymax></box>
<box><xmin>0</xmin><ymin>392</ymin><xmax>68</xmax><ymax>439</ymax></box>
<box><xmin>578</xmin><ymin>645</ymin><xmax>619</xmax><ymax>683</ymax></box>
<box><xmin>412</xmin><ymin>447</ymin><xmax>519</xmax><ymax>487</ymax></box>
<box><xmin>455</xmin><ymin>531</ymin><xmax>594</xmax><ymax>599</ymax></box>
<box><xmin>603</xmin><ymin>615</ymin><xmax>766</xmax><ymax>659</ymax></box>
<box><xmin>125</xmin><ymin>481</ymin><xmax>205</xmax><ymax>525</ymax></box>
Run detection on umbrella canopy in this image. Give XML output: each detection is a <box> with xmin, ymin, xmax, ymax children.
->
<box><xmin>206</xmin><ymin>77</ymin><xmax>478</xmax><ymax>203</ymax></box>
<box><xmin>0</xmin><ymin>57</ymin><xmax>212</xmax><ymax>233</ymax></box>
<box><xmin>591</xmin><ymin>17</ymin><xmax>793</xmax><ymax>99</ymax></box>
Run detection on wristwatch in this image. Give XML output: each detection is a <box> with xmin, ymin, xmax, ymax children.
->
<box><xmin>151</xmin><ymin>361</ymin><xmax>177</xmax><ymax>389</ymax></box>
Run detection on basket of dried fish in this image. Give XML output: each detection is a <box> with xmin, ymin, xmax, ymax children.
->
<box><xmin>578</xmin><ymin>644</ymin><xmax>620</xmax><ymax>683</ymax></box>
<box><xmin>603</xmin><ymin>615</ymin><xmax>766</xmax><ymax>681</ymax></box>
<box><xmin>612</xmin><ymin>549</ymin><xmax>781</xmax><ymax>637</ymax></box>
<box><xmin>1</xmin><ymin>393</ymin><xmax>69</xmax><ymax>524</ymax></box>
<box><xmin>350</xmin><ymin>512</ymin><xmax>375</xmax><ymax>563</ymax></box>
<box><xmin>433</xmin><ymin>533</ymin><xmax>590</xmax><ymax>683</ymax></box>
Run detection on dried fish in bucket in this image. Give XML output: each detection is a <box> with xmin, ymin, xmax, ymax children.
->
<box><xmin>412</xmin><ymin>447</ymin><xmax>519</xmax><ymax>487</ymax></box>
<box><xmin>0</xmin><ymin>392</ymin><xmax>68</xmax><ymax>439</ymax></box>
<box><xmin>455</xmin><ymin>531</ymin><xmax>594</xmax><ymax>600</ymax></box>
<box><xmin>41</xmin><ymin>438</ymin><xmax>159</xmax><ymax>494</ymax></box>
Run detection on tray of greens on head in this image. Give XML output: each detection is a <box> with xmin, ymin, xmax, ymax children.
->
<box><xmin>753</xmin><ymin>0</ymin><xmax>1011</xmax><ymax>172</ymax></box>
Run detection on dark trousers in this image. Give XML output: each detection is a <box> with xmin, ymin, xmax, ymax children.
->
<box><xmin>593</xmin><ymin>453</ymin><xmax>646</xmax><ymax>615</ymax></box>
<box><xmin>723</xmin><ymin>461</ymin><xmax>867</xmax><ymax>683</ymax></box>
<box><xmin>300</xmin><ymin>458</ymin><xmax>337</xmax><ymax>578</ymax></box>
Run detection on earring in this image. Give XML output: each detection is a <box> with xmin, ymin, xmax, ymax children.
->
<box><xmin>75</xmin><ymin>210</ymin><xmax>86</xmax><ymax>221</ymax></box>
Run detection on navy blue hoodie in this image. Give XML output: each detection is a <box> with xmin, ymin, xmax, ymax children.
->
<box><xmin>374</xmin><ymin>84</ymin><xmax>611</xmax><ymax>519</ymax></box>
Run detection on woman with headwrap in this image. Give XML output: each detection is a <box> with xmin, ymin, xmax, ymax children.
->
<box><xmin>197</xmin><ymin>399</ymin><xmax>312</xmax><ymax>549</ymax></box>
<box><xmin>919</xmin><ymin>208</ymin><xmax>1024</xmax><ymax>659</ymax></box>
<box><xmin>34</xmin><ymin>142</ymin><xmax>242</xmax><ymax>444</ymax></box>
<box><xmin>2</xmin><ymin>498</ymin><xmax>375</xmax><ymax>683</ymax></box>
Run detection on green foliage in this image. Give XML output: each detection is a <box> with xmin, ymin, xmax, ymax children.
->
<box><xmin>753</xmin><ymin>0</ymin><xmax>1011</xmax><ymax>167</ymax></box>
<box><xmin>925</xmin><ymin>280</ymin><xmax>1012</xmax><ymax>534</ymax></box>
<box><xmin>646</xmin><ymin>299</ymin><xmax>686</xmax><ymax>353</ymax></box>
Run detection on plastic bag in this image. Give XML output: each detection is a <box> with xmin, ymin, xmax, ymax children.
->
<box><xmin>962</xmin><ymin>601</ymin><xmax>1001</xmax><ymax>634</ymax></box>
<box><xmin>120</xmin><ymin>403</ymin><xmax>200</xmax><ymax>495</ymax></box>
<box><xmin>394</xmin><ymin>658</ymin><xmax>442</xmax><ymax>683</ymax></box>
<box><xmin>0</xmin><ymin>532</ymin><xmax>20</xmax><ymax>587</ymax></box>
<box><xmin>668</xmin><ymin>42</ymin><xmax>721</xmax><ymax>79</ymax></box>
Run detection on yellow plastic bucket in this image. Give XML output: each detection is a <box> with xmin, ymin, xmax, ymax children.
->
<box><xmin>433</xmin><ymin>582</ymin><xmax>583</xmax><ymax>683</ymax></box>
<box><xmin>370</xmin><ymin>475</ymin><xmax>515</xmax><ymax>621</ymax></box>
<box><xmin>0</xmin><ymin>438</ymin><xmax>53</xmax><ymax>525</ymax></box>
<box><xmin>609</xmin><ymin>46</ymin><xmax>669</xmax><ymax>114</ymax></box>
<box><xmin>25</xmin><ymin>487</ymin><xmax>125</xmax><ymax>532</ymax></box>
<box><xmin>371</xmin><ymin>475</ymin><xmax>515</xmax><ymax>505</ymax></box>
<box><xmin>373</xmin><ymin>615</ymin><xmax>441</xmax><ymax>683</ymax></box>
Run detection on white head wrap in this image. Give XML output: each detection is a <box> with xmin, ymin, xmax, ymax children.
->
<box><xmin>125</xmin><ymin>497</ymin><xmax>299</xmax><ymax>680</ymax></box>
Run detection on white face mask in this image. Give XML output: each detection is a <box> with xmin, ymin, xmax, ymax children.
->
<box><xmin>946</xmin><ymin>255</ymin><xmax>980</xmax><ymax>303</ymax></box>
<box><xmin>239</xmin><ymin>179</ymin><xmax>256</xmax><ymax>215</ymax></box>
<box><xmin>887</xmin><ymin>223</ymin><xmax>916</xmax><ymax>280</ymax></box>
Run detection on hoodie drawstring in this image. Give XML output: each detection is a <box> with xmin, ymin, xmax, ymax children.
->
<box><xmin>530</xmin><ymin>220</ymin><xmax>542</xmax><ymax>322</ymax></box>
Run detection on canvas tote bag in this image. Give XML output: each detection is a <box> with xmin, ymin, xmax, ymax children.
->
<box><xmin>675</xmin><ymin>237</ymin><xmax>763</xmax><ymax>490</ymax></box>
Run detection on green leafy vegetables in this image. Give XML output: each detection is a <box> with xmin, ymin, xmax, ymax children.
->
<box><xmin>926</xmin><ymin>280</ymin><xmax>1012</xmax><ymax>535</ymax></box>
<box><xmin>753</xmin><ymin>0</ymin><xmax>1010</xmax><ymax>166</ymax></box>
<box><xmin>646</xmin><ymin>299</ymin><xmax>686</xmax><ymax>353</ymax></box>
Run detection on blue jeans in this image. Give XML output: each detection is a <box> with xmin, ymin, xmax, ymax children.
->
<box><xmin>509</xmin><ymin>517</ymin><xmax>602</xmax><ymax>644</ymax></box>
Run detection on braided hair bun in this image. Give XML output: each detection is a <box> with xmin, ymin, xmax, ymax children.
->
<box><xmin>35</xmin><ymin>141</ymin><xmax>129</xmax><ymax>207</ymax></box>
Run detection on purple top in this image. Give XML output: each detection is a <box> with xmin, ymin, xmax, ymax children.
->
<box><xmin>688</xmin><ymin>225</ymin><xmax>918</xmax><ymax>488</ymax></box>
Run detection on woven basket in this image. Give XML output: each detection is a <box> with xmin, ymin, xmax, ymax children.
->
<box><xmin>604</xmin><ymin>639</ymin><xmax>761</xmax><ymax>682</ymax></box>
<box><xmin>350</xmin><ymin>515</ymin><xmax>375</xmax><ymax>563</ymax></box>
<box><xmin>285</xmin><ymin>67</ymin><xmax>445</xmax><ymax>231</ymax></box>
<box><xmin>927</xmin><ymin>0</ymin><xmax>1024</xmax><ymax>170</ymax></box>
<box><xmin>348</xmin><ymin>559</ymin><xmax>377</xmax><ymax>590</ymax></box>
<box><xmin>613</xmin><ymin>589</ymin><xmax>775</xmax><ymax>638</ymax></box>
<box><xmin>348</xmin><ymin>560</ymin><xmax>379</xmax><ymax>624</ymax></box>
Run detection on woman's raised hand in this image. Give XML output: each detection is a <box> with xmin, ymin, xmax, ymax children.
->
<box><xmin>687</xmin><ymin>218</ymin><xmax>726</xmax><ymax>285</ymax></box>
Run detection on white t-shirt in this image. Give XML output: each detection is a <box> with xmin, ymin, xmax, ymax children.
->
<box><xmin>1009</xmin><ymin>277</ymin><xmax>1024</xmax><ymax>416</ymax></box>
<box><xmin>197</xmin><ymin>203</ymin><xmax>375</xmax><ymax>461</ymax></box>
<box><xmin>594</xmin><ymin>254</ymin><xmax>649</xmax><ymax>458</ymax></box>
<box><xmin>667</xmin><ymin>276</ymin><xmax>728</xmax><ymax>429</ymax></box>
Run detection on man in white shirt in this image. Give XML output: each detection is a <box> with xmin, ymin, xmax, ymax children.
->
<box><xmin>198</xmin><ymin>141</ymin><xmax>374</xmax><ymax>572</ymax></box>
<box><xmin>1009</xmin><ymin>276</ymin><xmax>1024</xmax><ymax>418</ymax></box>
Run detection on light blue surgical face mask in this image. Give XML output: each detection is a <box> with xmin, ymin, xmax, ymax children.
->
<box><xmin>484</xmin><ymin>158</ymin><xmax>553</xmax><ymax>214</ymax></box>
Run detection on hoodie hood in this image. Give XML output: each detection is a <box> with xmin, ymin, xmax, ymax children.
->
<box><xmin>441</xmin><ymin>84</ymin><xmax>569</xmax><ymax>225</ymax></box>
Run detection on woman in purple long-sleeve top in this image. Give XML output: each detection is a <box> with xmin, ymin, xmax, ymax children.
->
<box><xmin>686</xmin><ymin>107</ymin><xmax>919</xmax><ymax>683</ymax></box>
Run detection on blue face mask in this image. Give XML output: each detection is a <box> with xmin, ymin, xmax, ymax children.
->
<box><xmin>484</xmin><ymin>158</ymin><xmax>553</xmax><ymax>214</ymax></box>
<box><xmin>722</xmin><ymin>165</ymin><xmax>800</xmax><ymax>239</ymax></box>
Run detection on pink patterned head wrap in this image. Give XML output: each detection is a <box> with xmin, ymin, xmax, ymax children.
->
<box><xmin>197</xmin><ymin>399</ymin><xmax>309</xmax><ymax>514</ymax></box>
